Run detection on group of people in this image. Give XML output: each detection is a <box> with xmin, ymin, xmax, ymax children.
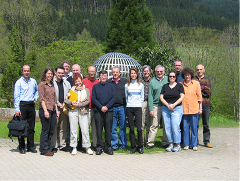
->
<box><xmin>14</xmin><ymin>59</ymin><xmax>212</xmax><ymax>156</ymax></box>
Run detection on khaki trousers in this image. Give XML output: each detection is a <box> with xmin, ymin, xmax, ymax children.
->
<box><xmin>88</xmin><ymin>108</ymin><xmax>97</xmax><ymax>147</ymax></box>
<box><xmin>51</xmin><ymin>109</ymin><xmax>69</xmax><ymax>148</ymax></box>
<box><xmin>141</xmin><ymin>101</ymin><xmax>151</xmax><ymax>146</ymax></box>
<box><xmin>147</xmin><ymin>106</ymin><xmax>168</xmax><ymax>147</ymax></box>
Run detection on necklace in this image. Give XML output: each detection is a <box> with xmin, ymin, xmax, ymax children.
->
<box><xmin>169</xmin><ymin>82</ymin><xmax>177</xmax><ymax>89</ymax></box>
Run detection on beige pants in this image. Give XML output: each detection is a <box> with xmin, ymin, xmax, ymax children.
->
<box><xmin>51</xmin><ymin>109</ymin><xmax>69</xmax><ymax>148</ymax></box>
<box><xmin>147</xmin><ymin>106</ymin><xmax>168</xmax><ymax>147</ymax></box>
<box><xmin>88</xmin><ymin>108</ymin><xmax>97</xmax><ymax>147</ymax></box>
<box><xmin>141</xmin><ymin>101</ymin><xmax>151</xmax><ymax>146</ymax></box>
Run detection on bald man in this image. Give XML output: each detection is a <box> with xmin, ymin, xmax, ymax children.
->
<box><xmin>194</xmin><ymin>64</ymin><xmax>212</xmax><ymax>148</ymax></box>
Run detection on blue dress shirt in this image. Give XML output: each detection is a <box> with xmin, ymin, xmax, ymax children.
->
<box><xmin>14</xmin><ymin>76</ymin><xmax>39</xmax><ymax>112</ymax></box>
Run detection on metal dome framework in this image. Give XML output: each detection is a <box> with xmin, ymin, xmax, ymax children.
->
<box><xmin>93</xmin><ymin>52</ymin><xmax>142</xmax><ymax>78</ymax></box>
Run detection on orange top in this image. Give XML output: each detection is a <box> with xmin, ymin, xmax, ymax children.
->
<box><xmin>180</xmin><ymin>80</ymin><xmax>202</xmax><ymax>114</ymax></box>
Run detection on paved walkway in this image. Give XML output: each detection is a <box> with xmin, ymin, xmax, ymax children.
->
<box><xmin>0</xmin><ymin>127</ymin><xmax>239</xmax><ymax>180</ymax></box>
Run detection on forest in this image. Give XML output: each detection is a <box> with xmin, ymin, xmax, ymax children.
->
<box><xmin>0</xmin><ymin>0</ymin><xmax>239</xmax><ymax>120</ymax></box>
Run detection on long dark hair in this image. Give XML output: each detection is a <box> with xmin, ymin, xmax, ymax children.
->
<box><xmin>127</xmin><ymin>67</ymin><xmax>140</xmax><ymax>86</ymax></box>
<box><xmin>41</xmin><ymin>66</ymin><xmax>54</xmax><ymax>83</ymax></box>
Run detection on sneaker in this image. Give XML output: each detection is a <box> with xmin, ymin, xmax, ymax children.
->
<box><xmin>193</xmin><ymin>146</ymin><xmax>198</xmax><ymax>151</ymax></box>
<box><xmin>71</xmin><ymin>147</ymin><xmax>77</xmax><ymax>155</ymax></box>
<box><xmin>183</xmin><ymin>146</ymin><xmax>189</xmax><ymax>150</ymax></box>
<box><xmin>172</xmin><ymin>145</ymin><xmax>181</xmax><ymax>152</ymax></box>
<box><xmin>205</xmin><ymin>143</ymin><xmax>213</xmax><ymax>148</ymax></box>
<box><xmin>86</xmin><ymin>148</ymin><xmax>93</xmax><ymax>155</ymax></box>
<box><xmin>165</xmin><ymin>144</ymin><xmax>173</xmax><ymax>152</ymax></box>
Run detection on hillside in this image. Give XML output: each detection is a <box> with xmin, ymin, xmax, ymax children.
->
<box><xmin>48</xmin><ymin>0</ymin><xmax>237</xmax><ymax>42</ymax></box>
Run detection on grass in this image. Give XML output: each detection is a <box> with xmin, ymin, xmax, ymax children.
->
<box><xmin>0</xmin><ymin>114</ymin><xmax>238</xmax><ymax>153</ymax></box>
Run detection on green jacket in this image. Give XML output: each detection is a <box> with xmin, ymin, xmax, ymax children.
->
<box><xmin>148</xmin><ymin>76</ymin><xmax>168</xmax><ymax>111</ymax></box>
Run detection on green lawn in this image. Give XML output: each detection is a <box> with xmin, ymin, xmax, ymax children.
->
<box><xmin>1</xmin><ymin>115</ymin><xmax>238</xmax><ymax>153</ymax></box>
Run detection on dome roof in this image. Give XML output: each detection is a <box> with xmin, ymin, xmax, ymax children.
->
<box><xmin>93</xmin><ymin>52</ymin><xmax>142</xmax><ymax>78</ymax></box>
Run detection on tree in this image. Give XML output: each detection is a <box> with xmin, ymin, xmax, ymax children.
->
<box><xmin>104</xmin><ymin>0</ymin><xmax>155</xmax><ymax>55</ymax></box>
<box><xmin>36</xmin><ymin>40</ymin><xmax>103</xmax><ymax>79</ymax></box>
<box><xmin>132</xmin><ymin>44</ymin><xmax>179</xmax><ymax>76</ymax></box>
<box><xmin>0</xmin><ymin>28</ymin><xmax>25</xmax><ymax>107</ymax></box>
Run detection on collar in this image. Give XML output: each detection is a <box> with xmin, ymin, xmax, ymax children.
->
<box><xmin>156</xmin><ymin>75</ymin><xmax>165</xmax><ymax>81</ymax></box>
<box><xmin>141</xmin><ymin>77</ymin><xmax>151</xmax><ymax>82</ymax></box>
<box><xmin>21</xmin><ymin>76</ymin><xmax>31</xmax><ymax>83</ymax></box>
<box><xmin>111</xmin><ymin>77</ymin><xmax>121</xmax><ymax>84</ymax></box>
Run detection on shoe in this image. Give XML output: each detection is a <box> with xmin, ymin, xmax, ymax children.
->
<box><xmin>19</xmin><ymin>148</ymin><xmax>26</xmax><ymax>154</ymax></box>
<box><xmin>106</xmin><ymin>147</ymin><xmax>113</xmax><ymax>155</ymax></box>
<box><xmin>183</xmin><ymin>146</ymin><xmax>189</xmax><ymax>150</ymax></box>
<box><xmin>27</xmin><ymin>147</ymin><xmax>37</xmax><ymax>153</ymax></box>
<box><xmin>138</xmin><ymin>148</ymin><xmax>144</xmax><ymax>154</ymax></box>
<box><xmin>93</xmin><ymin>146</ymin><xmax>97</xmax><ymax>151</ymax></box>
<box><xmin>172</xmin><ymin>145</ymin><xmax>181</xmax><ymax>152</ymax></box>
<box><xmin>112</xmin><ymin>147</ymin><xmax>118</xmax><ymax>151</ymax></box>
<box><xmin>162</xmin><ymin>144</ymin><xmax>169</xmax><ymax>148</ymax></box>
<box><xmin>71</xmin><ymin>147</ymin><xmax>77</xmax><ymax>155</ymax></box>
<box><xmin>86</xmin><ymin>148</ymin><xmax>93</xmax><ymax>155</ymax></box>
<box><xmin>121</xmin><ymin>147</ymin><xmax>128</xmax><ymax>151</ymax></box>
<box><xmin>77</xmin><ymin>147</ymin><xmax>86</xmax><ymax>153</ymax></box>
<box><xmin>205</xmin><ymin>143</ymin><xmax>213</xmax><ymax>148</ymax></box>
<box><xmin>41</xmin><ymin>152</ymin><xmax>54</xmax><ymax>156</ymax></box>
<box><xmin>193</xmin><ymin>146</ymin><xmax>198</xmax><ymax>151</ymax></box>
<box><xmin>51</xmin><ymin>148</ymin><xmax>58</xmax><ymax>153</ymax></box>
<box><xmin>59</xmin><ymin>147</ymin><xmax>70</xmax><ymax>152</ymax></box>
<box><xmin>131</xmin><ymin>148</ymin><xmax>137</xmax><ymax>153</ymax></box>
<box><xmin>96</xmin><ymin>148</ymin><xmax>102</xmax><ymax>155</ymax></box>
<box><xmin>145</xmin><ymin>145</ymin><xmax>154</xmax><ymax>149</ymax></box>
<box><xmin>166</xmin><ymin>144</ymin><xmax>174</xmax><ymax>152</ymax></box>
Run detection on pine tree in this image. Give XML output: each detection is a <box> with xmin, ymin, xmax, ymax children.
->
<box><xmin>104</xmin><ymin>0</ymin><xmax>155</xmax><ymax>55</ymax></box>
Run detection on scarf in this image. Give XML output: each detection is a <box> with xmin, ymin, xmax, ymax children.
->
<box><xmin>74</xmin><ymin>85</ymin><xmax>87</xmax><ymax>114</ymax></box>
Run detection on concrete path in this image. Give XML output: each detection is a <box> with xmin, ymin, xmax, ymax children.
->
<box><xmin>0</xmin><ymin>127</ymin><xmax>239</xmax><ymax>180</ymax></box>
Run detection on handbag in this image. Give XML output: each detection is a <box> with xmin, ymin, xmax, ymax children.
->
<box><xmin>7</xmin><ymin>115</ymin><xmax>29</xmax><ymax>142</ymax></box>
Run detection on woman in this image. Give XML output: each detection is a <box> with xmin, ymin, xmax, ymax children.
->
<box><xmin>64</xmin><ymin>73</ymin><xmax>93</xmax><ymax>155</ymax></box>
<box><xmin>125</xmin><ymin>67</ymin><xmax>144</xmax><ymax>154</ymax></box>
<box><xmin>180</xmin><ymin>67</ymin><xmax>202</xmax><ymax>151</ymax></box>
<box><xmin>160</xmin><ymin>71</ymin><xmax>184</xmax><ymax>152</ymax></box>
<box><xmin>38</xmin><ymin>67</ymin><xmax>59</xmax><ymax>156</ymax></box>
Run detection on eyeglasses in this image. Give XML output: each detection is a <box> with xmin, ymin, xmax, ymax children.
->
<box><xmin>88</xmin><ymin>71</ymin><xmax>96</xmax><ymax>73</ymax></box>
<box><xmin>169</xmin><ymin>76</ymin><xmax>176</xmax><ymax>78</ymax></box>
<box><xmin>156</xmin><ymin>71</ymin><xmax>163</xmax><ymax>73</ymax></box>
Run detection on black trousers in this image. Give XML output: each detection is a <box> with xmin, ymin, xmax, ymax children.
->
<box><xmin>126</xmin><ymin>107</ymin><xmax>143</xmax><ymax>149</ymax></box>
<box><xmin>39</xmin><ymin>108</ymin><xmax>57</xmax><ymax>154</ymax></box>
<box><xmin>94</xmin><ymin>111</ymin><xmax>113</xmax><ymax>149</ymax></box>
<box><xmin>18</xmin><ymin>101</ymin><xmax>36</xmax><ymax>149</ymax></box>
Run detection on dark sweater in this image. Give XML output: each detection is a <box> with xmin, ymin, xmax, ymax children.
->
<box><xmin>92</xmin><ymin>82</ymin><xmax>116</xmax><ymax>112</ymax></box>
<box><xmin>107</xmin><ymin>77</ymin><xmax>127</xmax><ymax>107</ymax></box>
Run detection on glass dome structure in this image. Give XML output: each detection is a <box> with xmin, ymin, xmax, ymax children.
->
<box><xmin>92</xmin><ymin>52</ymin><xmax>142</xmax><ymax>78</ymax></box>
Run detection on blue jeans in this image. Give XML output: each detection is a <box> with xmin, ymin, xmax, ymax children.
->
<box><xmin>182</xmin><ymin>114</ymin><xmax>199</xmax><ymax>147</ymax></box>
<box><xmin>111</xmin><ymin>106</ymin><xmax>127</xmax><ymax>149</ymax></box>
<box><xmin>162</xmin><ymin>105</ymin><xmax>183</xmax><ymax>144</ymax></box>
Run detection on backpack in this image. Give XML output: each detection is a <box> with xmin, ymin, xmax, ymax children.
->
<box><xmin>7</xmin><ymin>115</ymin><xmax>29</xmax><ymax>142</ymax></box>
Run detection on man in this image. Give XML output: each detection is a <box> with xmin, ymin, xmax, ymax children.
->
<box><xmin>140</xmin><ymin>65</ymin><xmax>152</xmax><ymax>147</ymax></box>
<box><xmin>174</xmin><ymin>59</ymin><xmax>184</xmax><ymax>83</ymax></box>
<box><xmin>92</xmin><ymin>70</ymin><xmax>116</xmax><ymax>155</ymax></box>
<box><xmin>147</xmin><ymin>65</ymin><xmax>168</xmax><ymax>149</ymax></box>
<box><xmin>195</xmin><ymin>64</ymin><xmax>213</xmax><ymax>148</ymax></box>
<box><xmin>107</xmin><ymin>66</ymin><xmax>128</xmax><ymax>151</ymax></box>
<box><xmin>82</xmin><ymin>66</ymin><xmax>100</xmax><ymax>151</ymax></box>
<box><xmin>51</xmin><ymin>66</ymin><xmax>71</xmax><ymax>153</ymax></box>
<box><xmin>62</xmin><ymin>60</ymin><xmax>72</xmax><ymax>80</ymax></box>
<box><xmin>67</xmin><ymin>64</ymin><xmax>86</xmax><ymax>151</ymax></box>
<box><xmin>67</xmin><ymin>64</ymin><xmax>86</xmax><ymax>86</ymax></box>
<box><xmin>14</xmin><ymin>65</ymin><xmax>39</xmax><ymax>154</ymax></box>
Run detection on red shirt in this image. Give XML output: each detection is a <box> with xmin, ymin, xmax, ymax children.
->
<box><xmin>82</xmin><ymin>78</ymin><xmax>100</xmax><ymax>108</ymax></box>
